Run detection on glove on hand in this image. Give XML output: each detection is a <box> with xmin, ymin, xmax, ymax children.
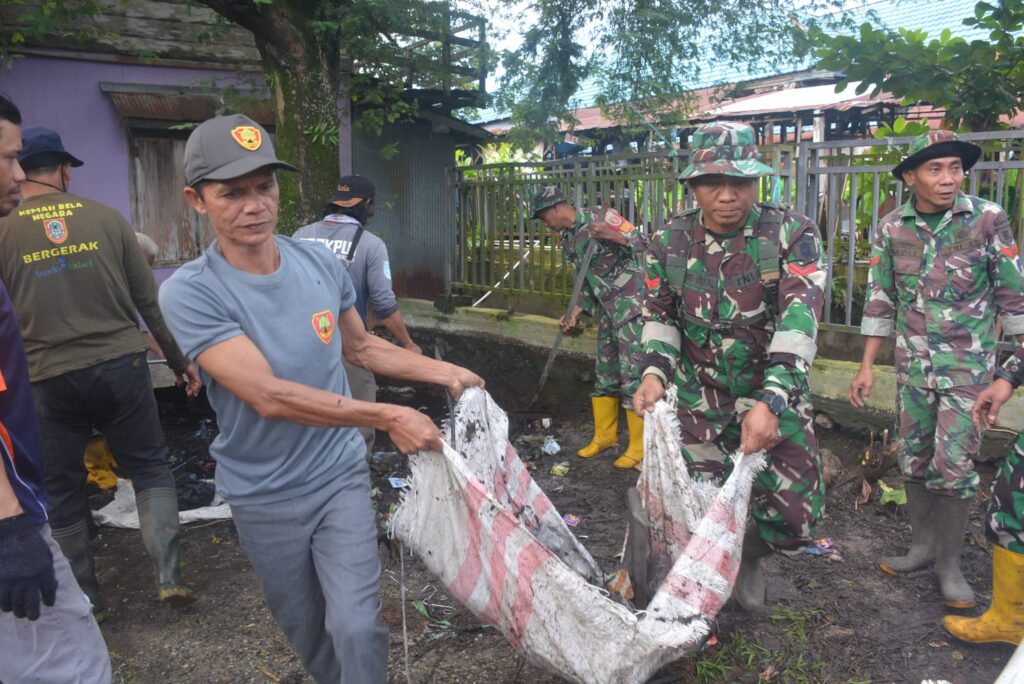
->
<box><xmin>0</xmin><ymin>514</ymin><xmax>57</xmax><ymax>620</ymax></box>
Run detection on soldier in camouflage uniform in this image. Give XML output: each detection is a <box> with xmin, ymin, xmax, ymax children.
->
<box><xmin>942</xmin><ymin>347</ymin><xmax>1024</xmax><ymax>643</ymax></box>
<box><xmin>533</xmin><ymin>186</ymin><xmax>649</xmax><ymax>469</ymax></box>
<box><xmin>850</xmin><ymin>130</ymin><xmax>1024</xmax><ymax>610</ymax></box>
<box><xmin>632</xmin><ymin>122</ymin><xmax>827</xmax><ymax>611</ymax></box>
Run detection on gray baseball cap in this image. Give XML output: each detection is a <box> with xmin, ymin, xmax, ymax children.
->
<box><xmin>184</xmin><ymin>114</ymin><xmax>298</xmax><ymax>186</ymax></box>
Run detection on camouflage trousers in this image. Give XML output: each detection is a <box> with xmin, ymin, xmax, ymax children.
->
<box><xmin>679</xmin><ymin>398</ymin><xmax>824</xmax><ymax>553</ymax></box>
<box><xmin>896</xmin><ymin>383</ymin><xmax>982</xmax><ymax>498</ymax></box>
<box><xmin>987</xmin><ymin>432</ymin><xmax>1024</xmax><ymax>553</ymax></box>
<box><xmin>593</xmin><ymin>312</ymin><xmax>644</xmax><ymax>407</ymax></box>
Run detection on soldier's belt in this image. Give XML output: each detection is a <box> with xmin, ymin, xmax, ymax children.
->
<box><xmin>682</xmin><ymin>310</ymin><xmax>770</xmax><ymax>333</ymax></box>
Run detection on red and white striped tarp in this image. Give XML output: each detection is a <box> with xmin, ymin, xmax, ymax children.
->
<box><xmin>391</xmin><ymin>388</ymin><xmax>765</xmax><ymax>684</ymax></box>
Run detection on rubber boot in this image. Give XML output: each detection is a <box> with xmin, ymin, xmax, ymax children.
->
<box><xmin>136</xmin><ymin>487</ymin><xmax>197</xmax><ymax>607</ymax></box>
<box><xmin>879</xmin><ymin>481</ymin><xmax>935</xmax><ymax>575</ymax></box>
<box><xmin>51</xmin><ymin>519</ymin><xmax>105</xmax><ymax>621</ymax></box>
<box><xmin>943</xmin><ymin>546</ymin><xmax>1024</xmax><ymax>645</ymax></box>
<box><xmin>733</xmin><ymin>522</ymin><xmax>772</xmax><ymax>611</ymax></box>
<box><xmin>613</xmin><ymin>411</ymin><xmax>644</xmax><ymax>470</ymax></box>
<box><xmin>931</xmin><ymin>493</ymin><xmax>976</xmax><ymax>609</ymax></box>
<box><xmin>577</xmin><ymin>396</ymin><xmax>619</xmax><ymax>458</ymax></box>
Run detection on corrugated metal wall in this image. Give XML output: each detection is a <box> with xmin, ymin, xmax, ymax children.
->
<box><xmin>352</xmin><ymin>120</ymin><xmax>455</xmax><ymax>301</ymax></box>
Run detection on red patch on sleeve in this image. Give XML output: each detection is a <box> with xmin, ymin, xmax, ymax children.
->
<box><xmin>644</xmin><ymin>274</ymin><xmax>661</xmax><ymax>290</ymax></box>
<box><xmin>1001</xmin><ymin>245</ymin><xmax>1019</xmax><ymax>258</ymax></box>
<box><xmin>869</xmin><ymin>255</ymin><xmax>880</xmax><ymax>267</ymax></box>
<box><xmin>788</xmin><ymin>262</ymin><xmax>818</xmax><ymax>277</ymax></box>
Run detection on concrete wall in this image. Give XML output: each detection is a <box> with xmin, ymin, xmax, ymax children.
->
<box><xmin>399</xmin><ymin>298</ymin><xmax>1024</xmax><ymax>431</ymax></box>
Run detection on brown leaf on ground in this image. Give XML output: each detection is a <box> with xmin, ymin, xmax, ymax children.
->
<box><xmin>856</xmin><ymin>478</ymin><xmax>872</xmax><ymax>506</ymax></box>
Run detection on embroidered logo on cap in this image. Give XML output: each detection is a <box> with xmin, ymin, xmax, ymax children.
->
<box><xmin>312</xmin><ymin>310</ymin><xmax>335</xmax><ymax>344</ymax></box>
<box><xmin>45</xmin><ymin>218</ymin><xmax>68</xmax><ymax>245</ymax></box>
<box><xmin>230</xmin><ymin>126</ymin><xmax>262</xmax><ymax>151</ymax></box>
<box><xmin>337</xmin><ymin>184</ymin><xmax>350</xmax><ymax>192</ymax></box>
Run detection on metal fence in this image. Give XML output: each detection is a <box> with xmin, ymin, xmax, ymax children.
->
<box><xmin>451</xmin><ymin>146</ymin><xmax>794</xmax><ymax>303</ymax></box>
<box><xmin>451</xmin><ymin>131</ymin><xmax>1024</xmax><ymax>329</ymax></box>
<box><xmin>795</xmin><ymin>130</ymin><xmax>1024</xmax><ymax>333</ymax></box>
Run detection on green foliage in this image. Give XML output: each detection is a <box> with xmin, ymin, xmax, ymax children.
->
<box><xmin>0</xmin><ymin>0</ymin><xmax>105</xmax><ymax>62</ymax></box>
<box><xmin>304</xmin><ymin>121</ymin><xmax>339</xmax><ymax>148</ymax></box>
<box><xmin>687</xmin><ymin>628</ymin><xmax>831</xmax><ymax>683</ymax></box>
<box><xmin>807</xmin><ymin>0</ymin><xmax>1024</xmax><ymax>130</ymax></box>
<box><xmin>493</xmin><ymin>0</ymin><xmax>850</xmax><ymax>142</ymax></box>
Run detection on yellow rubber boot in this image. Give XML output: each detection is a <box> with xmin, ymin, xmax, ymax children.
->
<box><xmin>84</xmin><ymin>438</ymin><xmax>118</xmax><ymax>490</ymax></box>
<box><xmin>943</xmin><ymin>546</ymin><xmax>1024</xmax><ymax>645</ymax></box>
<box><xmin>577</xmin><ymin>396</ymin><xmax>619</xmax><ymax>458</ymax></box>
<box><xmin>613</xmin><ymin>411</ymin><xmax>644</xmax><ymax>470</ymax></box>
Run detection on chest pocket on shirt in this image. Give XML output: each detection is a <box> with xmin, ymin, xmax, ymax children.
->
<box><xmin>892</xmin><ymin>239</ymin><xmax>924</xmax><ymax>275</ymax></box>
<box><xmin>943</xmin><ymin>239</ymin><xmax>986</xmax><ymax>301</ymax></box>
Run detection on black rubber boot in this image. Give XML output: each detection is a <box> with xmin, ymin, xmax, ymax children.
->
<box><xmin>931</xmin><ymin>492</ymin><xmax>975</xmax><ymax>609</ymax></box>
<box><xmin>51</xmin><ymin>519</ymin><xmax>105</xmax><ymax>620</ymax></box>
<box><xmin>136</xmin><ymin>487</ymin><xmax>197</xmax><ymax>607</ymax></box>
<box><xmin>879</xmin><ymin>481</ymin><xmax>935</xmax><ymax>575</ymax></box>
<box><xmin>734</xmin><ymin>522</ymin><xmax>772</xmax><ymax>611</ymax></box>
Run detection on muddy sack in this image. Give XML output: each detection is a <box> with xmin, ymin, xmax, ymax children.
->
<box><xmin>390</xmin><ymin>388</ymin><xmax>765</xmax><ymax>684</ymax></box>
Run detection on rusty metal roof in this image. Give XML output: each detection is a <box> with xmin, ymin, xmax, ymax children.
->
<box><xmin>99</xmin><ymin>83</ymin><xmax>274</xmax><ymax>125</ymax></box>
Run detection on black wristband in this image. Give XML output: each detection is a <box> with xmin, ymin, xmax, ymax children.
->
<box><xmin>994</xmin><ymin>367</ymin><xmax>1021</xmax><ymax>389</ymax></box>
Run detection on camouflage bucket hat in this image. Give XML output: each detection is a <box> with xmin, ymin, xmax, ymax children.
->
<box><xmin>679</xmin><ymin>121</ymin><xmax>774</xmax><ymax>180</ymax></box>
<box><xmin>892</xmin><ymin>129</ymin><xmax>981</xmax><ymax>179</ymax></box>
<box><xmin>531</xmin><ymin>185</ymin><xmax>568</xmax><ymax>218</ymax></box>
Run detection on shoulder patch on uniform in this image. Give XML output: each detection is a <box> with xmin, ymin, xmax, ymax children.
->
<box><xmin>789</xmin><ymin>232</ymin><xmax>820</xmax><ymax>266</ymax></box>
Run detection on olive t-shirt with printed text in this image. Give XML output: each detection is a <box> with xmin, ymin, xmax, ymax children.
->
<box><xmin>0</xmin><ymin>191</ymin><xmax>189</xmax><ymax>381</ymax></box>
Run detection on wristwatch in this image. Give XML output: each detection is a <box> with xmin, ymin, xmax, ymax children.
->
<box><xmin>758</xmin><ymin>391</ymin><xmax>788</xmax><ymax>417</ymax></box>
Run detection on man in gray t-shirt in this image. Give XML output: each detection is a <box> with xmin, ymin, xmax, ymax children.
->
<box><xmin>160</xmin><ymin>114</ymin><xmax>484</xmax><ymax>684</ymax></box>
<box><xmin>294</xmin><ymin>175</ymin><xmax>421</xmax><ymax>452</ymax></box>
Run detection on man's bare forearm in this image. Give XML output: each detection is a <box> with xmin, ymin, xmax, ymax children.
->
<box><xmin>345</xmin><ymin>331</ymin><xmax>455</xmax><ymax>386</ymax></box>
<box><xmin>378</xmin><ymin>310</ymin><xmax>416</xmax><ymax>348</ymax></box>
<box><xmin>859</xmin><ymin>336</ymin><xmax>885</xmax><ymax>368</ymax></box>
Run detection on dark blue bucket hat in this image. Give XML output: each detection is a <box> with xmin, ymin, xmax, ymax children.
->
<box><xmin>19</xmin><ymin>127</ymin><xmax>84</xmax><ymax>170</ymax></box>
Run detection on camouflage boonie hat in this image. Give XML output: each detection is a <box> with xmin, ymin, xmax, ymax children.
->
<box><xmin>892</xmin><ymin>129</ymin><xmax>981</xmax><ymax>179</ymax></box>
<box><xmin>679</xmin><ymin>121</ymin><xmax>774</xmax><ymax>180</ymax></box>
<box><xmin>531</xmin><ymin>185</ymin><xmax>568</xmax><ymax>218</ymax></box>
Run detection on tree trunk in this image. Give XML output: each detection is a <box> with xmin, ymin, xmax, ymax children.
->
<box><xmin>198</xmin><ymin>0</ymin><xmax>344</xmax><ymax>234</ymax></box>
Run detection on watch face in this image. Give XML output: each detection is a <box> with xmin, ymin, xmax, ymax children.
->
<box><xmin>763</xmin><ymin>393</ymin><xmax>785</xmax><ymax>415</ymax></box>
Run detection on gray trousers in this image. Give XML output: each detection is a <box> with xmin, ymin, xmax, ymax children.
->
<box><xmin>343</xmin><ymin>359</ymin><xmax>378</xmax><ymax>454</ymax></box>
<box><xmin>0</xmin><ymin>524</ymin><xmax>111</xmax><ymax>684</ymax></box>
<box><xmin>230</xmin><ymin>462</ymin><xmax>388</xmax><ymax>684</ymax></box>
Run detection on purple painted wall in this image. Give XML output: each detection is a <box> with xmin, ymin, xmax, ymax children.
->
<box><xmin>0</xmin><ymin>55</ymin><xmax>252</xmax><ymax>222</ymax></box>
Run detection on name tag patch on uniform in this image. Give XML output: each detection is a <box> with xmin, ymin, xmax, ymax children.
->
<box><xmin>939</xmin><ymin>237</ymin><xmax>984</xmax><ymax>257</ymax></box>
<box><xmin>312</xmin><ymin>310</ymin><xmax>335</xmax><ymax>344</ymax></box>
<box><xmin>45</xmin><ymin>218</ymin><xmax>68</xmax><ymax>245</ymax></box>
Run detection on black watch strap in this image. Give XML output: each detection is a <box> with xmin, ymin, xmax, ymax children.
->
<box><xmin>759</xmin><ymin>391</ymin><xmax>787</xmax><ymax>416</ymax></box>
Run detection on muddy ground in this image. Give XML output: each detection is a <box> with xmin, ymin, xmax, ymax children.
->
<box><xmin>92</xmin><ymin>346</ymin><xmax>1018</xmax><ymax>684</ymax></box>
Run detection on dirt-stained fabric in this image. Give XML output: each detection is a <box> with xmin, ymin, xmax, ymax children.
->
<box><xmin>390</xmin><ymin>389</ymin><xmax>766</xmax><ymax>684</ymax></box>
